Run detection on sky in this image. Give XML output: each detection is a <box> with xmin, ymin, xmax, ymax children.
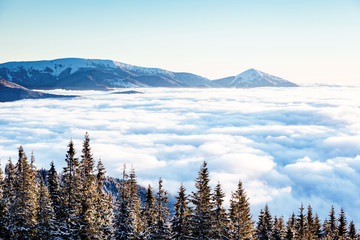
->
<box><xmin>0</xmin><ymin>87</ymin><xmax>360</xmax><ymax>224</ymax></box>
<box><xmin>0</xmin><ymin>0</ymin><xmax>360</xmax><ymax>84</ymax></box>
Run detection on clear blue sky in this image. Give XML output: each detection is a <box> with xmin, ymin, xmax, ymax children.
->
<box><xmin>0</xmin><ymin>0</ymin><xmax>359</xmax><ymax>84</ymax></box>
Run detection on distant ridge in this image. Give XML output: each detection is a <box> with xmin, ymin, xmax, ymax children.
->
<box><xmin>0</xmin><ymin>78</ymin><xmax>76</xmax><ymax>102</ymax></box>
<box><xmin>0</xmin><ymin>58</ymin><xmax>297</xmax><ymax>90</ymax></box>
<box><xmin>212</xmin><ymin>68</ymin><xmax>298</xmax><ymax>88</ymax></box>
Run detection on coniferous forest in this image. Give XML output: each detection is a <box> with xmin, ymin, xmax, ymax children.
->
<box><xmin>0</xmin><ymin>133</ymin><xmax>358</xmax><ymax>240</ymax></box>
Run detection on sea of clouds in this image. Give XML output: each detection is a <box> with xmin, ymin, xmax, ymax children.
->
<box><xmin>1</xmin><ymin>86</ymin><xmax>360</xmax><ymax>224</ymax></box>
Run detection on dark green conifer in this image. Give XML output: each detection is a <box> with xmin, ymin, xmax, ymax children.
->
<box><xmin>190</xmin><ymin>161</ymin><xmax>213</xmax><ymax>240</ymax></box>
<box><xmin>79</xmin><ymin>132</ymin><xmax>98</xmax><ymax>240</ymax></box>
<box><xmin>229</xmin><ymin>180</ymin><xmax>254</xmax><ymax>240</ymax></box>
<box><xmin>149</xmin><ymin>178</ymin><xmax>171</xmax><ymax>240</ymax></box>
<box><xmin>313</xmin><ymin>213</ymin><xmax>322</xmax><ymax>239</ymax></box>
<box><xmin>347</xmin><ymin>220</ymin><xmax>357</xmax><ymax>239</ymax></box>
<box><xmin>296</xmin><ymin>203</ymin><xmax>305</xmax><ymax>239</ymax></box>
<box><xmin>285</xmin><ymin>212</ymin><xmax>296</xmax><ymax>240</ymax></box>
<box><xmin>272</xmin><ymin>216</ymin><xmax>285</xmax><ymax>240</ymax></box>
<box><xmin>142</xmin><ymin>184</ymin><xmax>156</xmax><ymax>239</ymax></box>
<box><xmin>171</xmin><ymin>184</ymin><xmax>192</xmax><ymax>240</ymax></box>
<box><xmin>47</xmin><ymin>161</ymin><xmax>62</xmax><ymax>223</ymax></box>
<box><xmin>36</xmin><ymin>175</ymin><xmax>57</xmax><ymax>240</ymax></box>
<box><xmin>337</xmin><ymin>207</ymin><xmax>347</xmax><ymax>239</ymax></box>
<box><xmin>114</xmin><ymin>165</ymin><xmax>134</xmax><ymax>240</ymax></box>
<box><xmin>305</xmin><ymin>204</ymin><xmax>315</xmax><ymax>239</ymax></box>
<box><xmin>12</xmin><ymin>146</ymin><xmax>38</xmax><ymax>239</ymax></box>
<box><xmin>95</xmin><ymin>159</ymin><xmax>113</xmax><ymax>239</ymax></box>
<box><xmin>211</xmin><ymin>182</ymin><xmax>230</xmax><ymax>240</ymax></box>
<box><xmin>61</xmin><ymin>140</ymin><xmax>82</xmax><ymax>240</ymax></box>
<box><xmin>255</xmin><ymin>204</ymin><xmax>273</xmax><ymax>240</ymax></box>
<box><xmin>128</xmin><ymin>166</ymin><xmax>144</xmax><ymax>239</ymax></box>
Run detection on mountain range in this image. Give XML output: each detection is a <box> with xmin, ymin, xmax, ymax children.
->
<box><xmin>0</xmin><ymin>58</ymin><xmax>298</xmax><ymax>90</ymax></box>
<box><xmin>0</xmin><ymin>78</ymin><xmax>75</xmax><ymax>102</ymax></box>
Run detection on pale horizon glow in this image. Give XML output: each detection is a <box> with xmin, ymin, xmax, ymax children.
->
<box><xmin>0</xmin><ymin>0</ymin><xmax>360</xmax><ymax>84</ymax></box>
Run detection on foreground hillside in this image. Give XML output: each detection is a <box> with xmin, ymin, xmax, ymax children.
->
<box><xmin>0</xmin><ymin>133</ymin><xmax>357</xmax><ymax>239</ymax></box>
<box><xmin>0</xmin><ymin>58</ymin><xmax>298</xmax><ymax>90</ymax></box>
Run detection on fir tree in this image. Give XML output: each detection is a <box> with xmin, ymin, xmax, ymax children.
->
<box><xmin>95</xmin><ymin>159</ymin><xmax>113</xmax><ymax>239</ymax></box>
<box><xmin>190</xmin><ymin>161</ymin><xmax>213</xmax><ymax>240</ymax></box>
<box><xmin>12</xmin><ymin>146</ymin><xmax>38</xmax><ymax>239</ymax></box>
<box><xmin>114</xmin><ymin>165</ymin><xmax>134</xmax><ymax>240</ymax></box>
<box><xmin>128</xmin><ymin>166</ymin><xmax>144</xmax><ymax>239</ymax></box>
<box><xmin>79</xmin><ymin>132</ymin><xmax>99</xmax><ymax>240</ymax></box>
<box><xmin>0</xmin><ymin>163</ymin><xmax>6</xmax><ymax>239</ymax></box>
<box><xmin>47</xmin><ymin>161</ymin><xmax>62</xmax><ymax>224</ymax></box>
<box><xmin>296</xmin><ymin>203</ymin><xmax>306</xmax><ymax>239</ymax></box>
<box><xmin>210</xmin><ymin>182</ymin><xmax>230</xmax><ymax>240</ymax></box>
<box><xmin>313</xmin><ymin>213</ymin><xmax>322</xmax><ymax>239</ymax></box>
<box><xmin>229</xmin><ymin>180</ymin><xmax>254</xmax><ymax>240</ymax></box>
<box><xmin>61</xmin><ymin>140</ymin><xmax>82</xmax><ymax>240</ymax></box>
<box><xmin>2</xmin><ymin>158</ymin><xmax>16</xmax><ymax>239</ymax></box>
<box><xmin>149</xmin><ymin>178</ymin><xmax>171</xmax><ymax>240</ymax></box>
<box><xmin>347</xmin><ymin>220</ymin><xmax>357</xmax><ymax>239</ymax></box>
<box><xmin>337</xmin><ymin>207</ymin><xmax>347</xmax><ymax>239</ymax></box>
<box><xmin>255</xmin><ymin>204</ymin><xmax>273</xmax><ymax>240</ymax></box>
<box><xmin>36</xmin><ymin>175</ymin><xmax>57</xmax><ymax>240</ymax></box>
<box><xmin>142</xmin><ymin>184</ymin><xmax>156</xmax><ymax>239</ymax></box>
<box><xmin>171</xmin><ymin>184</ymin><xmax>192</xmax><ymax>240</ymax></box>
<box><xmin>272</xmin><ymin>216</ymin><xmax>285</xmax><ymax>240</ymax></box>
<box><xmin>285</xmin><ymin>212</ymin><xmax>296</xmax><ymax>240</ymax></box>
<box><xmin>323</xmin><ymin>205</ymin><xmax>337</xmax><ymax>239</ymax></box>
<box><xmin>305</xmin><ymin>204</ymin><xmax>315</xmax><ymax>239</ymax></box>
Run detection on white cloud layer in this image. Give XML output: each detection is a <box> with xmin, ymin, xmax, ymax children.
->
<box><xmin>1</xmin><ymin>86</ymin><xmax>360</xmax><ymax>224</ymax></box>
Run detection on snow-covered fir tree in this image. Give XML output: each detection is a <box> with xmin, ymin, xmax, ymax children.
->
<box><xmin>229</xmin><ymin>180</ymin><xmax>254</xmax><ymax>240</ymax></box>
<box><xmin>95</xmin><ymin>159</ymin><xmax>114</xmax><ymax>239</ymax></box>
<box><xmin>114</xmin><ymin>165</ymin><xmax>134</xmax><ymax>240</ymax></box>
<box><xmin>36</xmin><ymin>175</ymin><xmax>57</xmax><ymax>240</ymax></box>
<box><xmin>255</xmin><ymin>204</ymin><xmax>273</xmax><ymax>240</ymax></box>
<box><xmin>60</xmin><ymin>140</ymin><xmax>82</xmax><ymax>240</ymax></box>
<box><xmin>142</xmin><ymin>184</ymin><xmax>156</xmax><ymax>239</ymax></box>
<box><xmin>11</xmin><ymin>146</ymin><xmax>38</xmax><ymax>239</ymax></box>
<box><xmin>272</xmin><ymin>216</ymin><xmax>285</xmax><ymax>240</ymax></box>
<box><xmin>149</xmin><ymin>178</ymin><xmax>171</xmax><ymax>240</ymax></box>
<box><xmin>170</xmin><ymin>184</ymin><xmax>192</xmax><ymax>240</ymax></box>
<box><xmin>190</xmin><ymin>161</ymin><xmax>213</xmax><ymax>240</ymax></box>
<box><xmin>211</xmin><ymin>182</ymin><xmax>230</xmax><ymax>240</ymax></box>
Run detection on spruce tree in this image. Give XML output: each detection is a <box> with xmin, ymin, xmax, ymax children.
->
<box><xmin>190</xmin><ymin>161</ymin><xmax>213</xmax><ymax>240</ymax></box>
<box><xmin>94</xmin><ymin>160</ymin><xmax>113</xmax><ymax>239</ymax></box>
<box><xmin>61</xmin><ymin>140</ymin><xmax>82</xmax><ymax>240</ymax></box>
<box><xmin>128</xmin><ymin>166</ymin><xmax>144</xmax><ymax>239</ymax></box>
<box><xmin>285</xmin><ymin>212</ymin><xmax>296</xmax><ymax>240</ymax></box>
<box><xmin>296</xmin><ymin>203</ymin><xmax>305</xmax><ymax>239</ymax></box>
<box><xmin>2</xmin><ymin>158</ymin><xmax>16</xmax><ymax>239</ymax></box>
<box><xmin>79</xmin><ymin>132</ymin><xmax>98</xmax><ymax>240</ymax></box>
<box><xmin>142</xmin><ymin>184</ymin><xmax>156</xmax><ymax>239</ymax></box>
<box><xmin>229</xmin><ymin>180</ymin><xmax>254</xmax><ymax>240</ymax></box>
<box><xmin>347</xmin><ymin>220</ymin><xmax>357</xmax><ymax>239</ymax></box>
<box><xmin>0</xmin><ymin>163</ymin><xmax>6</xmax><ymax>239</ymax></box>
<box><xmin>149</xmin><ymin>178</ymin><xmax>171</xmax><ymax>240</ymax></box>
<box><xmin>12</xmin><ymin>146</ymin><xmax>38</xmax><ymax>239</ymax></box>
<box><xmin>255</xmin><ymin>204</ymin><xmax>273</xmax><ymax>240</ymax></box>
<box><xmin>210</xmin><ymin>182</ymin><xmax>230</xmax><ymax>240</ymax></box>
<box><xmin>171</xmin><ymin>184</ymin><xmax>192</xmax><ymax>240</ymax></box>
<box><xmin>337</xmin><ymin>207</ymin><xmax>347</xmax><ymax>239</ymax></box>
<box><xmin>272</xmin><ymin>216</ymin><xmax>285</xmax><ymax>240</ymax></box>
<box><xmin>47</xmin><ymin>161</ymin><xmax>62</xmax><ymax>224</ymax></box>
<box><xmin>305</xmin><ymin>204</ymin><xmax>315</xmax><ymax>239</ymax></box>
<box><xmin>36</xmin><ymin>175</ymin><xmax>57</xmax><ymax>240</ymax></box>
<box><xmin>114</xmin><ymin>165</ymin><xmax>134</xmax><ymax>240</ymax></box>
<box><xmin>313</xmin><ymin>213</ymin><xmax>322</xmax><ymax>240</ymax></box>
<box><xmin>323</xmin><ymin>205</ymin><xmax>337</xmax><ymax>239</ymax></box>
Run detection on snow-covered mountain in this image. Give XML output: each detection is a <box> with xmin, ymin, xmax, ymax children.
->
<box><xmin>0</xmin><ymin>78</ymin><xmax>75</xmax><ymax>102</ymax></box>
<box><xmin>0</xmin><ymin>58</ymin><xmax>297</xmax><ymax>90</ymax></box>
<box><xmin>213</xmin><ymin>68</ymin><xmax>298</xmax><ymax>88</ymax></box>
